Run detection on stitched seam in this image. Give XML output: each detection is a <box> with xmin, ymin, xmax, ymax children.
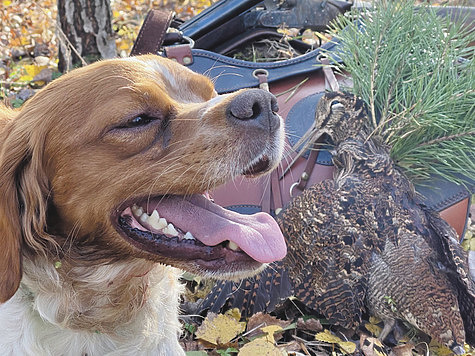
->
<box><xmin>193</xmin><ymin>49</ymin><xmax>321</xmax><ymax>68</ymax></box>
<box><xmin>429</xmin><ymin>190</ymin><xmax>469</xmax><ymax>211</ymax></box>
<box><xmin>153</xmin><ymin>12</ymin><xmax>173</xmax><ymax>54</ymax></box>
<box><xmin>131</xmin><ymin>12</ymin><xmax>151</xmax><ymax>54</ymax></box>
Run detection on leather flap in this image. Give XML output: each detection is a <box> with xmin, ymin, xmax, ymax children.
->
<box><xmin>185</xmin><ymin>41</ymin><xmax>341</xmax><ymax>94</ymax></box>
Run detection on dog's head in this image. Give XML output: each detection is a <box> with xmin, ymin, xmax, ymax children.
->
<box><xmin>0</xmin><ymin>55</ymin><xmax>286</xmax><ymax>303</ymax></box>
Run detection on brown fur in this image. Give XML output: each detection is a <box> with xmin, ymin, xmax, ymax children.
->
<box><xmin>0</xmin><ymin>55</ymin><xmax>283</xmax><ymax>304</ymax></box>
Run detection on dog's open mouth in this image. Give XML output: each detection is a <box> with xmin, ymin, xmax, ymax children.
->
<box><xmin>242</xmin><ymin>154</ymin><xmax>270</xmax><ymax>176</ymax></box>
<box><xmin>116</xmin><ymin>194</ymin><xmax>286</xmax><ymax>271</ymax></box>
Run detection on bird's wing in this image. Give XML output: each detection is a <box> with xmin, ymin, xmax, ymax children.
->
<box><xmin>279</xmin><ymin>180</ymin><xmax>374</xmax><ymax>328</ymax></box>
<box><xmin>196</xmin><ymin>260</ymin><xmax>293</xmax><ymax>319</ymax></box>
<box><xmin>425</xmin><ymin>210</ymin><xmax>475</xmax><ymax>346</ymax></box>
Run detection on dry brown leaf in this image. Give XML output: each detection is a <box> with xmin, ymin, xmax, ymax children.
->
<box><xmin>246</xmin><ymin>312</ymin><xmax>291</xmax><ymax>340</ymax></box>
<box><xmin>195</xmin><ymin>310</ymin><xmax>245</xmax><ymax>346</ymax></box>
<box><xmin>279</xmin><ymin>340</ymin><xmax>301</xmax><ymax>353</ymax></box>
<box><xmin>296</xmin><ymin>317</ymin><xmax>323</xmax><ymax>333</ymax></box>
<box><xmin>389</xmin><ymin>343</ymin><xmax>414</xmax><ymax>356</ymax></box>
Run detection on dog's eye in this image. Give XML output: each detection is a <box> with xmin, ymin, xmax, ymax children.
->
<box><xmin>122</xmin><ymin>115</ymin><xmax>157</xmax><ymax>128</ymax></box>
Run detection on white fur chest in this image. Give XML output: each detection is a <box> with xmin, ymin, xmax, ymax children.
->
<box><xmin>0</xmin><ymin>260</ymin><xmax>185</xmax><ymax>356</ymax></box>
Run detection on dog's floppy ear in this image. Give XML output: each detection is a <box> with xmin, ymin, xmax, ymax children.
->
<box><xmin>0</xmin><ymin>116</ymin><xmax>52</xmax><ymax>303</ymax></box>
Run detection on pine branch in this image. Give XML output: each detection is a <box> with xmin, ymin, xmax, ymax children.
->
<box><xmin>325</xmin><ymin>0</ymin><xmax>475</xmax><ymax>186</ymax></box>
<box><xmin>416</xmin><ymin>131</ymin><xmax>475</xmax><ymax>149</ymax></box>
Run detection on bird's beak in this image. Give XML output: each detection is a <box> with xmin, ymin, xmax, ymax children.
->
<box><xmin>280</xmin><ymin>124</ymin><xmax>327</xmax><ymax>179</ymax></box>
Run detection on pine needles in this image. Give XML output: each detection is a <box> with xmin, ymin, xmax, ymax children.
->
<box><xmin>326</xmin><ymin>0</ymin><xmax>474</xmax><ymax>186</ymax></box>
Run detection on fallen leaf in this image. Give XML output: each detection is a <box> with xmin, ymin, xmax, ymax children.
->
<box><xmin>364</xmin><ymin>321</ymin><xmax>382</xmax><ymax>337</ymax></box>
<box><xmin>238</xmin><ymin>338</ymin><xmax>283</xmax><ymax>356</ymax></box>
<box><xmin>360</xmin><ymin>335</ymin><xmax>388</xmax><ymax>356</ymax></box>
<box><xmin>260</xmin><ymin>325</ymin><xmax>283</xmax><ymax>344</ymax></box>
<box><xmin>315</xmin><ymin>329</ymin><xmax>356</xmax><ymax>354</ymax></box>
<box><xmin>32</xmin><ymin>68</ymin><xmax>53</xmax><ymax>84</ymax></box>
<box><xmin>246</xmin><ymin>312</ymin><xmax>291</xmax><ymax>340</ymax></box>
<box><xmin>389</xmin><ymin>343</ymin><xmax>414</xmax><ymax>356</ymax></box>
<box><xmin>19</xmin><ymin>64</ymin><xmax>47</xmax><ymax>82</ymax></box>
<box><xmin>296</xmin><ymin>317</ymin><xmax>323</xmax><ymax>333</ymax></box>
<box><xmin>428</xmin><ymin>339</ymin><xmax>453</xmax><ymax>356</ymax></box>
<box><xmin>185</xmin><ymin>352</ymin><xmax>208</xmax><ymax>356</ymax></box>
<box><xmin>279</xmin><ymin>339</ymin><xmax>301</xmax><ymax>353</ymax></box>
<box><xmin>225</xmin><ymin>308</ymin><xmax>241</xmax><ymax>322</ymax></box>
<box><xmin>195</xmin><ymin>310</ymin><xmax>245</xmax><ymax>346</ymax></box>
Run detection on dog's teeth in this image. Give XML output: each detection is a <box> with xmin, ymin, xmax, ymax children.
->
<box><xmin>148</xmin><ymin>211</ymin><xmax>162</xmax><ymax>230</ymax></box>
<box><xmin>164</xmin><ymin>223</ymin><xmax>178</xmax><ymax>237</ymax></box>
<box><xmin>132</xmin><ymin>205</ymin><xmax>144</xmax><ymax>216</ymax></box>
<box><xmin>167</xmin><ymin>224</ymin><xmax>179</xmax><ymax>236</ymax></box>
<box><xmin>139</xmin><ymin>212</ymin><xmax>149</xmax><ymax>223</ymax></box>
<box><xmin>157</xmin><ymin>218</ymin><xmax>168</xmax><ymax>229</ymax></box>
<box><xmin>148</xmin><ymin>210</ymin><xmax>160</xmax><ymax>226</ymax></box>
<box><xmin>227</xmin><ymin>241</ymin><xmax>240</xmax><ymax>251</ymax></box>
<box><xmin>184</xmin><ymin>232</ymin><xmax>195</xmax><ymax>240</ymax></box>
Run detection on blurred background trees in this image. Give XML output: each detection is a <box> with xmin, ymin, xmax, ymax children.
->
<box><xmin>56</xmin><ymin>0</ymin><xmax>116</xmax><ymax>72</ymax></box>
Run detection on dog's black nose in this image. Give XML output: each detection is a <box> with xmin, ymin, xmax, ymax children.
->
<box><xmin>227</xmin><ymin>89</ymin><xmax>280</xmax><ymax>133</ymax></box>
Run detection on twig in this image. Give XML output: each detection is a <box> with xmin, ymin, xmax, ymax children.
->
<box><xmin>0</xmin><ymin>81</ymin><xmax>30</xmax><ymax>87</ymax></box>
<box><xmin>416</xmin><ymin>130</ymin><xmax>475</xmax><ymax>148</ymax></box>
<box><xmin>39</xmin><ymin>7</ymin><xmax>87</xmax><ymax>69</ymax></box>
<box><xmin>55</xmin><ymin>23</ymin><xmax>88</xmax><ymax>68</ymax></box>
<box><xmin>275</xmin><ymin>78</ymin><xmax>309</xmax><ymax>99</ymax></box>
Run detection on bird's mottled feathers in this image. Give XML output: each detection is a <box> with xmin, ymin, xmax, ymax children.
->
<box><xmin>198</xmin><ymin>92</ymin><xmax>475</xmax><ymax>352</ymax></box>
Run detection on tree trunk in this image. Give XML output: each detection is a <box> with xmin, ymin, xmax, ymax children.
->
<box><xmin>57</xmin><ymin>0</ymin><xmax>116</xmax><ymax>72</ymax></box>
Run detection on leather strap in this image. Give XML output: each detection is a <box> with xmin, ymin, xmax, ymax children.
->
<box><xmin>130</xmin><ymin>10</ymin><xmax>174</xmax><ymax>56</ymax></box>
<box><xmin>271</xmin><ymin>170</ymin><xmax>283</xmax><ymax>210</ymax></box>
<box><xmin>286</xmin><ymin>62</ymin><xmax>338</xmax><ymax>195</ymax></box>
<box><xmin>295</xmin><ymin>142</ymin><xmax>320</xmax><ymax>192</ymax></box>
<box><xmin>321</xmin><ymin>57</ymin><xmax>339</xmax><ymax>91</ymax></box>
<box><xmin>165</xmin><ymin>44</ymin><xmax>194</xmax><ymax>65</ymax></box>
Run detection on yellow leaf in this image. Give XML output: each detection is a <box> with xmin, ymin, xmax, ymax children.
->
<box><xmin>195</xmin><ymin>312</ymin><xmax>245</xmax><ymax>346</ymax></box>
<box><xmin>225</xmin><ymin>308</ymin><xmax>242</xmax><ymax>321</ymax></box>
<box><xmin>364</xmin><ymin>321</ymin><xmax>382</xmax><ymax>337</ymax></box>
<box><xmin>20</xmin><ymin>37</ymin><xmax>30</xmax><ymax>46</ymax></box>
<box><xmin>260</xmin><ymin>325</ymin><xmax>283</xmax><ymax>344</ymax></box>
<box><xmin>25</xmin><ymin>64</ymin><xmax>47</xmax><ymax>77</ymax></box>
<box><xmin>315</xmin><ymin>329</ymin><xmax>343</xmax><ymax>344</ymax></box>
<box><xmin>19</xmin><ymin>75</ymin><xmax>34</xmax><ymax>82</ymax></box>
<box><xmin>369</xmin><ymin>316</ymin><xmax>382</xmax><ymax>324</ymax></box>
<box><xmin>315</xmin><ymin>329</ymin><xmax>356</xmax><ymax>354</ymax></box>
<box><xmin>19</xmin><ymin>64</ymin><xmax>47</xmax><ymax>83</ymax></box>
<box><xmin>429</xmin><ymin>339</ymin><xmax>453</xmax><ymax>356</ymax></box>
<box><xmin>339</xmin><ymin>341</ymin><xmax>356</xmax><ymax>354</ymax></box>
<box><xmin>238</xmin><ymin>338</ymin><xmax>283</xmax><ymax>356</ymax></box>
<box><xmin>360</xmin><ymin>336</ymin><xmax>388</xmax><ymax>356</ymax></box>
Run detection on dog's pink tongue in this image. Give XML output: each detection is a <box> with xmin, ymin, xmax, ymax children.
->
<box><xmin>153</xmin><ymin>195</ymin><xmax>286</xmax><ymax>263</ymax></box>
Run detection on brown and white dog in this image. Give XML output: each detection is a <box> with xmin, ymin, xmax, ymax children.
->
<box><xmin>0</xmin><ymin>55</ymin><xmax>286</xmax><ymax>355</ymax></box>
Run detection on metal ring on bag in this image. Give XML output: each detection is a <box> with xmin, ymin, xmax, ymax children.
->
<box><xmin>289</xmin><ymin>182</ymin><xmax>300</xmax><ymax>198</ymax></box>
<box><xmin>181</xmin><ymin>35</ymin><xmax>195</xmax><ymax>49</ymax></box>
<box><xmin>316</xmin><ymin>52</ymin><xmax>325</xmax><ymax>62</ymax></box>
<box><xmin>252</xmin><ymin>69</ymin><xmax>269</xmax><ymax>78</ymax></box>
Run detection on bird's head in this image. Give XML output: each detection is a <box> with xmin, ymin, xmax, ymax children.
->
<box><xmin>314</xmin><ymin>91</ymin><xmax>368</xmax><ymax>145</ymax></box>
<box><xmin>284</xmin><ymin>91</ymin><xmax>370</xmax><ymax>175</ymax></box>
